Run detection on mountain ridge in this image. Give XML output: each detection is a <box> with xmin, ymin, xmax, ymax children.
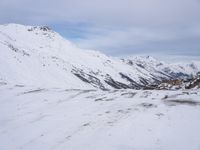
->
<box><xmin>0</xmin><ymin>23</ymin><xmax>200</xmax><ymax>89</ymax></box>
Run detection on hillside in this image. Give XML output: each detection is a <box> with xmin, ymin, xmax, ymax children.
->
<box><xmin>1</xmin><ymin>24</ymin><xmax>200</xmax><ymax>150</ymax></box>
<box><xmin>0</xmin><ymin>24</ymin><xmax>200</xmax><ymax>89</ymax></box>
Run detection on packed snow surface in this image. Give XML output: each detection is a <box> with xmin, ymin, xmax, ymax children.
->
<box><xmin>0</xmin><ymin>83</ymin><xmax>200</xmax><ymax>150</ymax></box>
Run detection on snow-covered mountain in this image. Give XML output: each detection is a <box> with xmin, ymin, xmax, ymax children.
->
<box><xmin>123</xmin><ymin>56</ymin><xmax>200</xmax><ymax>79</ymax></box>
<box><xmin>0</xmin><ymin>24</ymin><xmax>200</xmax><ymax>89</ymax></box>
<box><xmin>1</xmin><ymin>24</ymin><xmax>200</xmax><ymax>150</ymax></box>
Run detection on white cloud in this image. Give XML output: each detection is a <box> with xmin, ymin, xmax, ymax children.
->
<box><xmin>0</xmin><ymin>0</ymin><xmax>200</xmax><ymax>58</ymax></box>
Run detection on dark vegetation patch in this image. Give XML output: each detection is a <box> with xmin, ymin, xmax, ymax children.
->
<box><xmin>121</xmin><ymin>92</ymin><xmax>136</xmax><ymax>98</ymax></box>
<box><xmin>164</xmin><ymin>99</ymin><xmax>200</xmax><ymax>106</ymax></box>
<box><xmin>139</xmin><ymin>103</ymin><xmax>157</xmax><ymax>108</ymax></box>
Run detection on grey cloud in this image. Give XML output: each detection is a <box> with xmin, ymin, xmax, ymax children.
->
<box><xmin>1</xmin><ymin>0</ymin><xmax>200</xmax><ymax>26</ymax></box>
<box><xmin>74</xmin><ymin>25</ymin><xmax>200</xmax><ymax>55</ymax></box>
<box><xmin>0</xmin><ymin>0</ymin><xmax>200</xmax><ymax>61</ymax></box>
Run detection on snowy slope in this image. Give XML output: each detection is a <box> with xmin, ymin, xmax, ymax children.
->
<box><xmin>0</xmin><ymin>24</ymin><xmax>200</xmax><ymax>89</ymax></box>
<box><xmin>1</xmin><ymin>24</ymin><xmax>200</xmax><ymax>150</ymax></box>
<box><xmin>0</xmin><ymin>84</ymin><xmax>200</xmax><ymax>150</ymax></box>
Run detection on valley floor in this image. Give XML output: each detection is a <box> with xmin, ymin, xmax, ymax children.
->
<box><xmin>0</xmin><ymin>84</ymin><xmax>200</xmax><ymax>150</ymax></box>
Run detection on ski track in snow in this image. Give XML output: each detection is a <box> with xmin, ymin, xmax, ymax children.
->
<box><xmin>0</xmin><ymin>84</ymin><xmax>200</xmax><ymax>150</ymax></box>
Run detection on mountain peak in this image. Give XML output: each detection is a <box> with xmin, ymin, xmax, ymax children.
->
<box><xmin>0</xmin><ymin>24</ymin><xmax>53</xmax><ymax>35</ymax></box>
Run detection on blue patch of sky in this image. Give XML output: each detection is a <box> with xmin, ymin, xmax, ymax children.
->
<box><xmin>50</xmin><ymin>22</ymin><xmax>90</xmax><ymax>41</ymax></box>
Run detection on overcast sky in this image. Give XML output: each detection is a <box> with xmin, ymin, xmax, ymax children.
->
<box><xmin>1</xmin><ymin>0</ymin><xmax>200</xmax><ymax>61</ymax></box>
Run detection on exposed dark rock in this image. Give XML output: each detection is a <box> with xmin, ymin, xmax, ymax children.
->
<box><xmin>71</xmin><ymin>68</ymin><xmax>106</xmax><ymax>90</ymax></box>
<box><xmin>139</xmin><ymin>77</ymin><xmax>149</xmax><ymax>85</ymax></box>
<box><xmin>40</xmin><ymin>26</ymin><xmax>51</xmax><ymax>31</ymax></box>
<box><xmin>136</xmin><ymin>63</ymin><xmax>145</xmax><ymax>69</ymax></box>
<box><xmin>185</xmin><ymin>75</ymin><xmax>200</xmax><ymax>89</ymax></box>
<box><xmin>119</xmin><ymin>73</ymin><xmax>142</xmax><ymax>88</ymax></box>
<box><xmin>104</xmin><ymin>75</ymin><xmax>131</xmax><ymax>89</ymax></box>
<box><xmin>28</xmin><ymin>26</ymin><xmax>51</xmax><ymax>32</ymax></box>
<box><xmin>7</xmin><ymin>43</ymin><xmax>30</xmax><ymax>56</ymax></box>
